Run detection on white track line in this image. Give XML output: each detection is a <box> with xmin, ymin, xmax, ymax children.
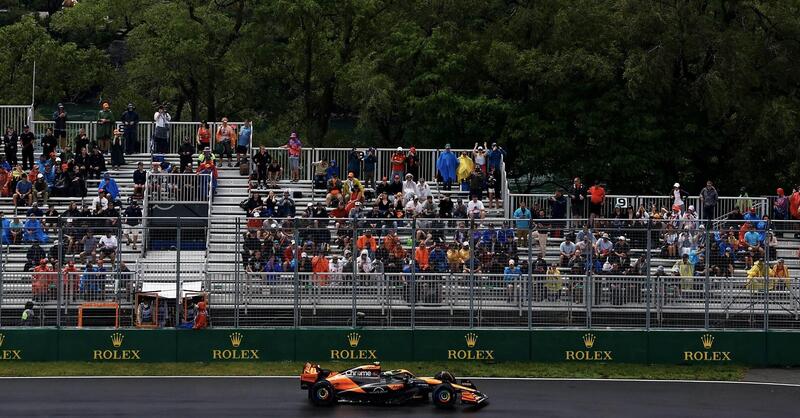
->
<box><xmin>0</xmin><ymin>376</ymin><xmax>798</xmax><ymax>388</ymax></box>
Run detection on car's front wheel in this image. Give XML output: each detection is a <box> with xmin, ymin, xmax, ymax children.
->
<box><xmin>432</xmin><ymin>384</ymin><xmax>456</xmax><ymax>409</ymax></box>
<box><xmin>310</xmin><ymin>381</ymin><xmax>336</xmax><ymax>406</ymax></box>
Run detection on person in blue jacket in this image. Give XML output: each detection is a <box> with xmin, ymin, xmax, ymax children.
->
<box><xmin>23</xmin><ymin>217</ymin><xmax>48</xmax><ymax>243</ymax></box>
<box><xmin>98</xmin><ymin>172</ymin><xmax>120</xmax><ymax>201</ymax></box>
<box><xmin>436</xmin><ymin>144</ymin><xmax>458</xmax><ymax>191</ymax></box>
<box><xmin>487</xmin><ymin>142</ymin><xmax>507</xmax><ymax>172</ymax></box>
<box><xmin>0</xmin><ymin>211</ymin><xmax>9</xmax><ymax>245</ymax></box>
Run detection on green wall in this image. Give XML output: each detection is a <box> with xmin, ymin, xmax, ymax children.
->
<box><xmin>0</xmin><ymin>328</ymin><xmax>797</xmax><ymax>365</ymax></box>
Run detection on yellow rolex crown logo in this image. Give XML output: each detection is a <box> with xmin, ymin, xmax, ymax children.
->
<box><xmin>229</xmin><ymin>332</ymin><xmax>243</xmax><ymax>348</ymax></box>
<box><xmin>701</xmin><ymin>334</ymin><xmax>714</xmax><ymax>350</ymax></box>
<box><xmin>465</xmin><ymin>332</ymin><xmax>478</xmax><ymax>348</ymax></box>
<box><xmin>110</xmin><ymin>332</ymin><xmax>124</xmax><ymax>348</ymax></box>
<box><xmin>582</xmin><ymin>333</ymin><xmax>596</xmax><ymax>349</ymax></box>
<box><xmin>347</xmin><ymin>332</ymin><xmax>361</xmax><ymax>348</ymax></box>
<box><xmin>0</xmin><ymin>333</ymin><xmax>4</xmax><ymax>347</ymax></box>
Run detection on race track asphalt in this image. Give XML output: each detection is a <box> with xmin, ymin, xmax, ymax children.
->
<box><xmin>0</xmin><ymin>377</ymin><xmax>796</xmax><ymax>417</ymax></box>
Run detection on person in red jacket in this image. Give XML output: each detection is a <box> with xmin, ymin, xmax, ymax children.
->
<box><xmin>32</xmin><ymin>259</ymin><xmax>54</xmax><ymax>302</ymax></box>
<box><xmin>63</xmin><ymin>260</ymin><xmax>79</xmax><ymax>301</ymax></box>
<box><xmin>193</xmin><ymin>301</ymin><xmax>208</xmax><ymax>329</ymax></box>
<box><xmin>390</xmin><ymin>147</ymin><xmax>406</xmax><ymax>180</ymax></box>
<box><xmin>587</xmin><ymin>180</ymin><xmax>606</xmax><ymax>226</ymax></box>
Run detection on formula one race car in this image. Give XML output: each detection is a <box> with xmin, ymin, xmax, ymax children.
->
<box><xmin>300</xmin><ymin>362</ymin><xmax>488</xmax><ymax>409</ymax></box>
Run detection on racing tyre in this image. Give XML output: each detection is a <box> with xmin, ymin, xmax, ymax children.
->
<box><xmin>310</xmin><ymin>381</ymin><xmax>336</xmax><ymax>406</ymax></box>
<box><xmin>432</xmin><ymin>384</ymin><xmax>456</xmax><ymax>409</ymax></box>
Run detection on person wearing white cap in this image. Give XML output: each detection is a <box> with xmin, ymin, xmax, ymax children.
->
<box><xmin>32</xmin><ymin>172</ymin><xmax>50</xmax><ymax>205</ymax></box>
<box><xmin>671</xmin><ymin>182</ymin><xmax>688</xmax><ymax>212</ymax></box>
<box><xmin>503</xmin><ymin>259</ymin><xmax>522</xmax><ymax>303</ymax></box>
<box><xmin>473</xmin><ymin>141</ymin><xmax>488</xmax><ymax>173</ymax></box>
<box><xmin>595</xmin><ymin>233</ymin><xmax>613</xmax><ymax>258</ymax></box>
<box><xmin>390</xmin><ymin>147</ymin><xmax>406</xmax><ymax>181</ymax></box>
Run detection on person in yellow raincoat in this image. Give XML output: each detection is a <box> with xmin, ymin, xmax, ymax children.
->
<box><xmin>672</xmin><ymin>253</ymin><xmax>695</xmax><ymax>290</ymax></box>
<box><xmin>456</xmin><ymin>151</ymin><xmax>474</xmax><ymax>185</ymax></box>
<box><xmin>770</xmin><ymin>259</ymin><xmax>791</xmax><ymax>291</ymax></box>
<box><xmin>746</xmin><ymin>258</ymin><xmax>771</xmax><ymax>291</ymax></box>
<box><xmin>545</xmin><ymin>264</ymin><xmax>562</xmax><ymax>299</ymax></box>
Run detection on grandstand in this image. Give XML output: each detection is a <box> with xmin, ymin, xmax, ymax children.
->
<box><xmin>0</xmin><ymin>113</ymin><xmax>798</xmax><ymax>331</ymax></box>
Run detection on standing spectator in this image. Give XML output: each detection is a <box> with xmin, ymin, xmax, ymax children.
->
<box><xmin>267</xmin><ymin>158</ymin><xmax>282</xmax><ymax>189</ymax></box>
<box><xmin>121</xmin><ymin>103</ymin><xmax>140</xmax><ymax>154</ymax></box>
<box><xmin>215</xmin><ymin>117</ymin><xmax>235</xmax><ymax>167</ymax></box>
<box><xmin>587</xmin><ymin>180</ymin><xmax>605</xmax><ymax>225</ymax></box>
<box><xmin>32</xmin><ymin>259</ymin><xmax>54</xmax><ymax>302</ymax></box>
<box><xmin>363</xmin><ymin>148</ymin><xmax>377</xmax><ymax>190</ymax></box>
<box><xmin>123</xmin><ymin>199</ymin><xmax>142</xmax><ymax>250</ymax></box>
<box><xmin>456</xmin><ymin>151</ymin><xmax>474</xmax><ymax>191</ymax></box>
<box><xmin>568</xmin><ymin>177</ymin><xmax>587</xmax><ymax>218</ymax></box>
<box><xmin>53</xmin><ymin>103</ymin><xmax>68</xmax><ymax>150</ymax></box>
<box><xmin>195</xmin><ymin>120</ymin><xmax>211</xmax><ymax>153</ymax></box>
<box><xmin>473</xmin><ymin>142</ymin><xmax>487</xmax><ymax>173</ymax></box>
<box><xmin>671</xmin><ymin>182</ymin><xmax>689</xmax><ymax>212</ymax></box>
<box><xmin>697</xmin><ymin>180</ymin><xmax>718</xmax><ymax>222</ymax></box>
<box><xmin>468</xmin><ymin>166</ymin><xmax>485</xmax><ymax>200</ymax></box>
<box><xmin>738</xmin><ymin>187</ymin><xmax>753</xmax><ymax>213</ymax></box>
<box><xmin>436</xmin><ymin>144</ymin><xmax>458</xmax><ymax>191</ymax></box>
<box><xmin>390</xmin><ymin>147</ymin><xmax>406</xmax><ymax>180</ymax></box>
<box><xmin>406</xmin><ymin>146</ymin><xmax>419</xmax><ymax>180</ymax></box>
<box><xmin>74</xmin><ymin>127</ymin><xmax>90</xmax><ymax>154</ymax></box>
<box><xmin>486</xmin><ymin>169</ymin><xmax>500</xmax><ymax>209</ymax></box>
<box><xmin>486</xmin><ymin>142</ymin><xmax>506</xmax><ymax>172</ymax></box>
<box><xmin>3</xmin><ymin>126</ymin><xmax>18</xmax><ymax>167</ymax></box>
<box><xmin>549</xmin><ymin>189</ymin><xmax>568</xmax><ymax>223</ymax></box>
<box><xmin>513</xmin><ymin>201</ymin><xmax>532</xmax><ymax>246</ymax></box>
<box><xmin>110</xmin><ymin>129</ymin><xmax>125</xmax><ymax>169</ymax></box>
<box><xmin>285</xmin><ymin>132</ymin><xmax>302</xmax><ymax>183</ymax></box>
<box><xmin>346</xmin><ymin>147</ymin><xmax>363</xmax><ymax>179</ymax></box>
<box><xmin>96</xmin><ymin>101</ymin><xmax>115</xmax><ymax>154</ymax></box>
<box><xmin>19</xmin><ymin>125</ymin><xmax>35</xmax><ymax>170</ymax></box>
<box><xmin>253</xmin><ymin>146</ymin><xmax>272</xmax><ymax>189</ymax></box>
<box><xmin>41</xmin><ymin>128</ymin><xmax>57</xmax><ymax>158</ymax></box>
<box><xmin>774</xmin><ymin>187</ymin><xmax>789</xmax><ymax>223</ymax></box>
<box><xmin>178</xmin><ymin>137</ymin><xmax>194</xmax><ymax>173</ymax></box>
<box><xmin>236</xmin><ymin>119</ymin><xmax>252</xmax><ymax>167</ymax></box>
<box><xmin>153</xmin><ymin>105</ymin><xmax>171</xmax><ymax>154</ymax></box>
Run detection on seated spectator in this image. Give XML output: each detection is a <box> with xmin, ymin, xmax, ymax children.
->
<box><xmin>98</xmin><ymin>231</ymin><xmax>118</xmax><ymax>266</ymax></box>
<box><xmin>197</xmin><ymin>146</ymin><xmax>217</xmax><ymax>166</ymax></box>
<box><xmin>32</xmin><ymin>173</ymin><xmax>49</xmax><ymax>205</ymax></box>
<box><xmin>311</xmin><ymin>158</ymin><xmax>330</xmax><ymax>190</ymax></box>
<box><xmin>87</xmin><ymin>148</ymin><xmax>106</xmax><ymax>179</ymax></box>
<box><xmin>79</xmin><ymin>230</ymin><xmax>98</xmax><ymax>263</ymax></box>
<box><xmin>357</xmin><ymin>231</ymin><xmax>378</xmax><ymax>257</ymax></box>
<box><xmin>594</xmin><ymin>232</ymin><xmax>613</xmax><ymax>259</ymax></box>
<box><xmin>387</xmin><ymin>174</ymin><xmax>403</xmax><ymax>196</ymax></box>
<box><xmin>672</xmin><ymin>253</ymin><xmax>695</xmax><ymax>290</ymax></box>
<box><xmin>8</xmin><ymin>216</ymin><xmax>23</xmax><ymax>244</ymax></box>
<box><xmin>277</xmin><ymin>190</ymin><xmax>296</xmax><ymax>217</ymax></box>
<box><xmin>504</xmin><ymin>259</ymin><xmax>521</xmax><ymax>302</ymax></box>
<box><xmin>267</xmin><ymin>159</ymin><xmax>282</xmax><ymax>189</ymax></box>
<box><xmin>91</xmin><ymin>190</ymin><xmax>109</xmax><ymax>211</ymax></box>
<box><xmin>325</xmin><ymin>174</ymin><xmax>344</xmax><ymax>206</ymax></box>
<box><xmin>23</xmin><ymin>216</ymin><xmax>48</xmax><ymax>243</ymax></box>
<box><xmin>80</xmin><ymin>261</ymin><xmax>101</xmax><ymax>300</ymax></box>
<box><xmin>25</xmin><ymin>242</ymin><xmax>46</xmax><ymax>272</ymax></box>
<box><xmin>429</xmin><ymin>243</ymin><xmax>448</xmax><ymax>273</ymax></box>
<box><xmin>13</xmin><ymin>175</ymin><xmax>33</xmax><ymax>207</ymax></box>
<box><xmin>559</xmin><ymin>237</ymin><xmax>576</xmax><ymax>266</ymax></box>
<box><xmin>467</xmin><ymin>195</ymin><xmax>486</xmax><ymax>220</ymax></box>
<box><xmin>415</xmin><ymin>242</ymin><xmax>432</xmax><ymax>271</ymax></box>
<box><xmin>98</xmin><ymin>172</ymin><xmax>121</xmax><ymax>201</ymax></box>
<box><xmin>402</xmin><ymin>174</ymin><xmax>418</xmax><ymax>202</ymax></box>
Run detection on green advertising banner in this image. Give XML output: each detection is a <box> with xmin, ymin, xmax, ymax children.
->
<box><xmin>58</xmin><ymin>329</ymin><xmax>177</xmax><ymax>362</ymax></box>
<box><xmin>413</xmin><ymin>329</ymin><xmax>529</xmax><ymax>361</ymax></box>
<box><xmin>176</xmin><ymin>329</ymin><xmax>295</xmax><ymax>362</ymax></box>
<box><xmin>531</xmin><ymin>330</ymin><xmax>648</xmax><ymax>363</ymax></box>
<box><xmin>0</xmin><ymin>328</ymin><xmax>58</xmax><ymax>361</ymax></box>
<box><xmin>294</xmin><ymin>329</ymin><xmax>413</xmax><ymax>362</ymax></box>
<box><xmin>648</xmin><ymin>331</ymin><xmax>766</xmax><ymax>365</ymax></box>
<box><xmin>765</xmin><ymin>332</ymin><xmax>800</xmax><ymax>366</ymax></box>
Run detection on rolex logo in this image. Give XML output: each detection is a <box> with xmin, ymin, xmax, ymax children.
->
<box><xmin>110</xmin><ymin>332</ymin><xmax>124</xmax><ymax>348</ymax></box>
<box><xmin>0</xmin><ymin>333</ymin><xmax>4</xmax><ymax>347</ymax></box>
<box><xmin>230</xmin><ymin>332</ymin><xmax>243</xmax><ymax>348</ymax></box>
<box><xmin>465</xmin><ymin>333</ymin><xmax>478</xmax><ymax>348</ymax></box>
<box><xmin>347</xmin><ymin>332</ymin><xmax>361</xmax><ymax>348</ymax></box>
<box><xmin>582</xmin><ymin>333</ymin><xmax>596</xmax><ymax>349</ymax></box>
<box><xmin>0</xmin><ymin>333</ymin><xmax>21</xmax><ymax>360</ymax></box>
<box><xmin>701</xmin><ymin>334</ymin><xmax>714</xmax><ymax>350</ymax></box>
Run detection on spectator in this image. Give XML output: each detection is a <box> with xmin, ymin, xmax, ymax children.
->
<box><xmin>774</xmin><ymin>188</ymin><xmax>788</xmax><ymax>223</ymax></box>
<box><xmin>123</xmin><ymin>200</ymin><xmax>142</xmax><ymax>250</ymax></box>
<box><xmin>346</xmin><ymin>147</ymin><xmax>363</xmax><ymax>179</ymax></box>
<box><xmin>13</xmin><ymin>175</ymin><xmax>32</xmax><ymax>207</ymax></box>
<box><xmin>285</xmin><ymin>131</ymin><xmax>302</xmax><ymax>183</ymax></box>
<box><xmin>74</xmin><ymin>127</ymin><xmax>90</xmax><ymax>154</ymax></box>
<box><xmin>80</xmin><ymin>261</ymin><xmax>102</xmax><ymax>300</ymax></box>
<box><xmin>153</xmin><ymin>105</ymin><xmax>171</xmax><ymax>154</ymax></box>
<box><xmin>277</xmin><ymin>190</ymin><xmax>296</xmax><ymax>217</ymax></box>
<box><xmin>20</xmin><ymin>301</ymin><xmax>35</xmax><ymax>326</ymax></box>
<box><xmin>587</xmin><ymin>180</ymin><xmax>606</xmax><ymax>225</ymax></box>
<box><xmin>97</xmin><ymin>101</ymin><xmax>115</xmax><ymax>154</ymax></box>
<box><xmin>737</xmin><ymin>187</ymin><xmax>753</xmax><ymax>213</ymax></box>
<box><xmin>53</xmin><ymin>103</ymin><xmax>68</xmax><ymax>150</ymax></box>
<box><xmin>549</xmin><ymin>189</ymin><xmax>568</xmax><ymax>220</ymax></box>
<box><xmin>472</xmin><ymin>142</ymin><xmax>487</xmax><ymax>173</ymax></box>
<box><xmin>699</xmin><ymin>180</ymin><xmax>718</xmax><ymax>221</ymax></box>
<box><xmin>32</xmin><ymin>259</ymin><xmax>54</xmax><ymax>302</ymax></box>
<box><xmin>559</xmin><ymin>237</ymin><xmax>576</xmax><ymax>266</ymax></box>
<box><xmin>357</xmin><ymin>249</ymin><xmax>375</xmax><ymax>275</ymax></box>
<box><xmin>363</xmin><ymin>148</ymin><xmax>377</xmax><ymax>189</ymax></box>
<box><xmin>41</xmin><ymin>128</ymin><xmax>57</xmax><ymax>159</ymax></box>
<box><xmin>568</xmin><ymin>177</ymin><xmax>587</xmax><ymax>218</ymax></box>
<box><xmin>110</xmin><ymin>130</ymin><xmax>125</xmax><ymax>169</ymax></box>
<box><xmin>237</xmin><ymin>120</ymin><xmax>252</xmax><ymax>167</ymax></box>
<box><xmin>267</xmin><ymin>158</ymin><xmax>282</xmax><ymax>189</ymax></box>
<box><xmin>673</xmin><ymin>253</ymin><xmax>695</xmax><ymax>290</ymax></box>
<box><xmin>402</xmin><ymin>174</ymin><xmax>418</xmax><ymax>202</ymax></box>
<box><xmin>98</xmin><ymin>173</ymin><xmax>120</xmax><ymax>201</ymax></box>
<box><xmin>215</xmin><ymin>117</ymin><xmax>235</xmax><ymax>167</ymax></box>
<box><xmin>467</xmin><ymin>195</ymin><xmax>486</xmax><ymax>220</ymax></box>
<box><xmin>671</xmin><ymin>182</ymin><xmax>689</xmax><ymax>212</ymax></box>
<box><xmin>406</xmin><ymin>146</ymin><xmax>419</xmax><ymax>180</ymax></box>
<box><xmin>2</xmin><ymin>126</ymin><xmax>18</xmax><ymax>167</ymax></box>
<box><xmin>132</xmin><ymin>162</ymin><xmax>146</xmax><ymax>199</ymax></box>
<box><xmin>178</xmin><ymin>137</ymin><xmax>200</xmax><ymax>172</ymax></box>
<box><xmin>436</xmin><ymin>144</ymin><xmax>458</xmax><ymax>191</ymax></box>
<box><xmin>98</xmin><ymin>231</ymin><xmax>118</xmax><ymax>266</ymax></box>
<box><xmin>504</xmin><ymin>259</ymin><xmax>521</xmax><ymax>302</ymax></box>
<box><xmin>387</xmin><ymin>174</ymin><xmax>403</xmax><ymax>197</ymax></box>
<box><xmin>254</xmin><ymin>146</ymin><xmax>273</xmax><ymax>189</ymax></box>
<box><xmin>91</xmin><ymin>189</ymin><xmax>109</xmax><ymax>211</ymax></box>
<box><xmin>388</xmin><ymin>147</ymin><xmax>406</xmax><ymax>180</ymax></box>
<box><xmin>32</xmin><ymin>173</ymin><xmax>49</xmax><ymax>205</ymax></box>
<box><xmin>193</xmin><ymin>120</ymin><xmax>211</xmax><ymax>153</ymax></box>
<box><xmin>357</xmin><ymin>231</ymin><xmax>378</xmax><ymax>256</ymax></box>
<box><xmin>121</xmin><ymin>103</ymin><xmax>140</xmax><ymax>154</ymax></box>
<box><xmin>326</xmin><ymin>174</ymin><xmax>344</xmax><ymax>206</ymax></box>
<box><xmin>24</xmin><ymin>216</ymin><xmax>48</xmax><ymax>243</ymax></box>
<box><xmin>19</xmin><ymin>125</ymin><xmax>34</xmax><ymax>170</ymax></box>
<box><xmin>417</xmin><ymin>178</ymin><xmax>432</xmax><ymax>201</ymax></box>
<box><xmin>513</xmin><ymin>201</ymin><xmax>532</xmax><ymax>245</ymax></box>
<box><xmin>87</xmin><ymin>148</ymin><xmax>106</xmax><ymax>179</ymax></box>
<box><xmin>343</xmin><ymin>172</ymin><xmax>363</xmax><ymax>201</ymax></box>
<box><xmin>595</xmin><ymin>233</ymin><xmax>613</xmax><ymax>259</ymax></box>
<box><xmin>415</xmin><ymin>241</ymin><xmax>431</xmax><ymax>271</ymax></box>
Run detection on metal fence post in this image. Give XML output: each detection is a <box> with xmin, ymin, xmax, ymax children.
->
<box><xmin>175</xmin><ymin>217</ymin><xmax>181</xmax><ymax>327</ymax></box>
<box><xmin>704</xmin><ymin>226</ymin><xmax>711</xmax><ymax>329</ymax></box>
<box><xmin>293</xmin><ymin>219</ymin><xmax>300</xmax><ymax>329</ymax></box>
<box><xmin>764</xmin><ymin>236</ymin><xmax>770</xmax><ymax>332</ymax></box>
<box><xmin>469</xmin><ymin>219</ymin><xmax>475</xmax><ymax>329</ymax></box>
<box><xmin>645</xmin><ymin>221</ymin><xmax>652</xmax><ymax>331</ymax></box>
<box><xmin>0</xmin><ymin>216</ymin><xmax>4</xmax><ymax>327</ymax></box>
<box><xmin>586</xmin><ymin>226</ymin><xmax>593</xmax><ymax>329</ymax></box>
<box><xmin>57</xmin><ymin>219</ymin><xmax>64</xmax><ymax>328</ymax></box>
<box><xmin>410</xmin><ymin>219</ymin><xmax>416</xmax><ymax>329</ymax></box>
<box><xmin>527</xmin><ymin>223</ymin><xmax>533</xmax><ymax>330</ymax></box>
<box><xmin>351</xmin><ymin>223</ymin><xmax>358</xmax><ymax>328</ymax></box>
<box><xmin>115</xmin><ymin>215</ymin><xmax>123</xmax><ymax>305</ymax></box>
<box><xmin>235</xmin><ymin>220</ymin><xmax>241</xmax><ymax>328</ymax></box>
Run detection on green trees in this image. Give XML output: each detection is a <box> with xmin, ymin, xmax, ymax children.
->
<box><xmin>1</xmin><ymin>0</ymin><xmax>799</xmax><ymax>194</ymax></box>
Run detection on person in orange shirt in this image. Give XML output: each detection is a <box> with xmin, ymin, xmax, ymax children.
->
<box><xmin>62</xmin><ymin>260</ymin><xmax>79</xmax><ymax>301</ymax></box>
<box><xmin>311</xmin><ymin>252</ymin><xmax>330</xmax><ymax>285</ymax></box>
<box><xmin>357</xmin><ymin>231</ymin><xmax>378</xmax><ymax>256</ymax></box>
<box><xmin>415</xmin><ymin>243</ymin><xmax>431</xmax><ymax>271</ymax></box>
<box><xmin>193</xmin><ymin>301</ymin><xmax>209</xmax><ymax>329</ymax></box>
<box><xmin>383</xmin><ymin>229</ymin><xmax>406</xmax><ymax>260</ymax></box>
<box><xmin>587</xmin><ymin>180</ymin><xmax>606</xmax><ymax>225</ymax></box>
<box><xmin>32</xmin><ymin>259</ymin><xmax>54</xmax><ymax>302</ymax></box>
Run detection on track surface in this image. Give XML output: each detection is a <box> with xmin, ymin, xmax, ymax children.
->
<box><xmin>0</xmin><ymin>377</ymin><xmax>796</xmax><ymax>417</ymax></box>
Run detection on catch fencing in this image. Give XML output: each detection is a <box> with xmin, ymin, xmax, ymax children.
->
<box><xmin>2</xmin><ymin>216</ymin><xmax>799</xmax><ymax>330</ymax></box>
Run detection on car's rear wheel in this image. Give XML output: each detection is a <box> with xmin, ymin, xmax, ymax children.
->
<box><xmin>310</xmin><ymin>381</ymin><xmax>336</xmax><ymax>406</ymax></box>
<box><xmin>432</xmin><ymin>384</ymin><xmax>456</xmax><ymax>409</ymax></box>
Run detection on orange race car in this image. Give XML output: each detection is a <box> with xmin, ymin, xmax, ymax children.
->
<box><xmin>300</xmin><ymin>362</ymin><xmax>489</xmax><ymax>409</ymax></box>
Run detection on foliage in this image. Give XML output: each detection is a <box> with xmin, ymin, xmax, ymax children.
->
<box><xmin>2</xmin><ymin>0</ymin><xmax>800</xmax><ymax>194</ymax></box>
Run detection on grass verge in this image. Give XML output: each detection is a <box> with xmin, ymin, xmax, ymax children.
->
<box><xmin>0</xmin><ymin>361</ymin><xmax>747</xmax><ymax>381</ymax></box>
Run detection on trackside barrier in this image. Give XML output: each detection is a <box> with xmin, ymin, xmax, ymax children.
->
<box><xmin>0</xmin><ymin>328</ymin><xmax>797</xmax><ymax>365</ymax></box>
